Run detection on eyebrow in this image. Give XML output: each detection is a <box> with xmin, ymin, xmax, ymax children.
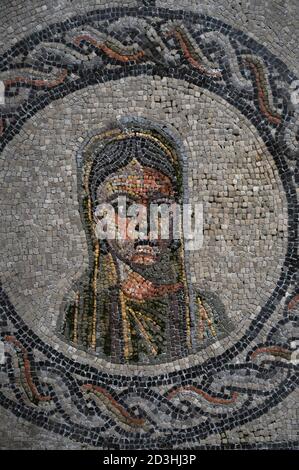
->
<box><xmin>148</xmin><ymin>191</ymin><xmax>175</xmax><ymax>200</ymax></box>
<box><xmin>103</xmin><ymin>191</ymin><xmax>142</xmax><ymax>203</ymax></box>
<box><xmin>101</xmin><ymin>191</ymin><xmax>176</xmax><ymax>206</ymax></box>
<box><xmin>98</xmin><ymin>178</ymin><xmax>175</xmax><ymax>200</ymax></box>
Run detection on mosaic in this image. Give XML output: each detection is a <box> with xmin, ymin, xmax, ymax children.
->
<box><xmin>0</xmin><ymin>3</ymin><xmax>298</xmax><ymax>449</ymax></box>
<box><xmin>58</xmin><ymin>124</ymin><xmax>232</xmax><ymax>364</ymax></box>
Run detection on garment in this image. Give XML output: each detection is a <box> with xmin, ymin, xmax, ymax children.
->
<box><xmin>61</xmin><ymin>267</ymin><xmax>232</xmax><ymax>364</ymax></box>
<box><xmin>62</xmin><ymin>278</ymin><xmax>189</xmax><ymax>363</ymax></box>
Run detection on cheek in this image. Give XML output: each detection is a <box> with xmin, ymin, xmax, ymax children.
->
<box><xmin>115</xmin><ymin>215</ymin><xmax>135</xmax><ymax>241</ymax></box>
<box><xmin>108</xmin><ymin>239</ymin><xmax>135</xmax><ymax>257</ymax></box>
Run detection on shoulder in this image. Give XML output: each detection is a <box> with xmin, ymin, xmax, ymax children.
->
<box><xmin>195</xmin><ymin>288</ymin><xmax>234</xmax><ymax>335</ymax></box>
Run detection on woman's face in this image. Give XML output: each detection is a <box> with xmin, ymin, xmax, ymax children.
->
<box><xmin>95</xmin><ymin>159</ymin><xmax>177</xmax><ymax>267</ymax></box>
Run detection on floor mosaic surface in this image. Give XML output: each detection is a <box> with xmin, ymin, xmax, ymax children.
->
<box><xmin>0</xmin><ymin>0</ymin><xmax>298</xmax><ymax>450</ymax></box>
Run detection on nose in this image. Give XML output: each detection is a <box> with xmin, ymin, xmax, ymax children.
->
<box><xmin>134</xmin><ymin>200</ymin><xmax>151</xmax><ymax>240</ymax></box>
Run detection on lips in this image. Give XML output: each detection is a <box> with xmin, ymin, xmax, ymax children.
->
<box><xmin>134</xmin><ymin>244</ymin><xmax>160</xmax><ymax>256</ymax></box>
<box><xmin>135</xmin><ymin>245</ymin><xmax>155</xmax><ymax>254</ymax></box>
<box><xmin>131</xmin><ymin>244</ymin><xmax>160</xmax><ymax>265</ymax></box>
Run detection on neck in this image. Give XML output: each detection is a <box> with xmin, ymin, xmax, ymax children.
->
<box><xmin>120</xmin><ymin>266</ymin><xmax>183</xmax><ymax>301</ymax></box>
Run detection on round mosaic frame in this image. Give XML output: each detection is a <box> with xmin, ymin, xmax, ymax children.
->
<box><xmin>0</xmin><ymin>6</ymin><xmax>298</xmax><ymax>448</ymax></box>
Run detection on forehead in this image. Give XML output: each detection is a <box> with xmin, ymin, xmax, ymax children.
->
<box><xmin>97</xmin><ymin>162</ymin><xmax>175</xmax><ymax>199</ymax></box>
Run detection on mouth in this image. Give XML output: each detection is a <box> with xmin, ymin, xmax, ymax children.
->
<box><xmin>135</xmin><ymin>244</ymin><xmax>159</xmax><ymax>255</ymax></box>
<box><xmin>131</xmin><ymin>244</ymin><xmax>160</xmax><ymax>265</ymax></box>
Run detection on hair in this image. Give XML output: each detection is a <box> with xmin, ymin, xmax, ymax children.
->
<box><xmin>60</xmin><ymin>128</ymin><xmax>192</xmax><ymax>358</ymax></box>
<box><xmin>88</xmin><ymin>133</ymin><xmax>182</xmax><ymax>207</ymax></box>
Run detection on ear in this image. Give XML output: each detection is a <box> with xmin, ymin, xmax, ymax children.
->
<box><xmin>93</xmin><ymin>203</ymin><xmax>108</xmax><ymax>224</ymax></box>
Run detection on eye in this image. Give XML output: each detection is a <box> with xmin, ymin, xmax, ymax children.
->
<box><xmin>126</xmin><ymin>201</ymin><xmax>141</xmax><ymax>213</ymax></box>
<box><xmin>109</xmin><ymin>198</ymin><xmax>139</xmax><ymax>215</ymax></box>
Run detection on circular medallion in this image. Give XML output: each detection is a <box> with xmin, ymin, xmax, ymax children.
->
<box><xmin>0</xmin><ymin>6</ymin><xmax>298</xmax><ymax>448</ymax></box>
